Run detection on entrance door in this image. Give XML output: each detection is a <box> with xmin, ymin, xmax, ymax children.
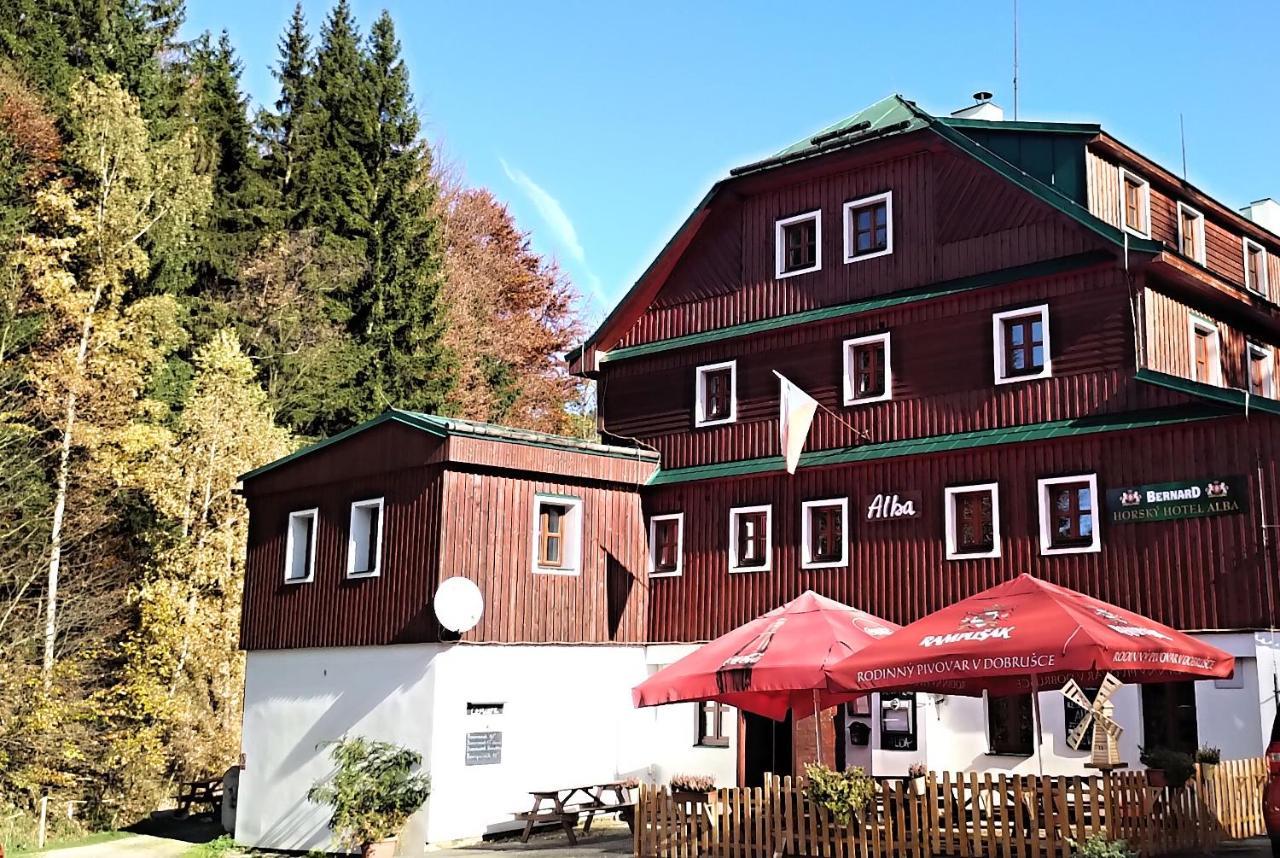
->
<box><xmin>741</xmin><ymin>711</ymin><xmax>792</xmax><ymax>787</ymax></box>
<box><xmin>1141</xmin><ymin>681</ymin><xmax>1198</xmax><ymax>754</ymax></box>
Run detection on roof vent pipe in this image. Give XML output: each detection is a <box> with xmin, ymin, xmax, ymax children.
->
<box><xmin>950</xmin><ymin>91</ymin><xmax>1004</xmax><ymax>122</ymax></box>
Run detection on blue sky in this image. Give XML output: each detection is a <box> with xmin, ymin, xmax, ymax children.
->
<box><xmin>183</xmin><ymin>0</ymin><xmax>1280</xmax><ymax>325</ymax></box>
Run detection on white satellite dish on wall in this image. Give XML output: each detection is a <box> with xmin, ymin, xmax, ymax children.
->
<box><xmin>434</xmin><ymin>577</ymin><xmax>484</xmax><ymax>634</ymax></box>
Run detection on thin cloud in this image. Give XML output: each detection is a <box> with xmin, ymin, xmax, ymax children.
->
<box><xmin>500</xmin><ymin>158</ymin><xmax>607</xmax><ymax>306</ymax></box>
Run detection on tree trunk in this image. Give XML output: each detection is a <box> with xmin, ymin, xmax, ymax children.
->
<box><xmin>43</xmin><ymin>389</ymin><xmax>76</xmax><ymax>684</ymax></box>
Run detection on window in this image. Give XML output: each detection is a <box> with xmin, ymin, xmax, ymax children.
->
<box><xmin>729</xmin><ymin>505</ymin><xmax>772</xmax><ymax>573</ymax></box>
<box><xmin>801</xmin><ymin>498</ymin><xmax>848</xmax><ymax>570</ymax></box>
<box><xmin>1248</xmin><ymin>343</ymin><xmax>1275</xmax><ymax>398</ymax></box>
<box><xmin>944</xmin><ymin>483</ymin><xmax>1000</xmax><ymax>560</ymax></box>
<box><xmin>648</xmin><ymin>513</ymin><xmax>684</xmax><ymax>577</ymax></box>
<box><xmin>285</xmin><ymin>508</ymin><xmax>318</xmax><ymax>583</ymax></box>
<box><xmin>842</xmin><ymin>332</ymin><xmax>891</xmax><ymax>404</ymax></box>
<box><xmin>695</xmin><ymin>700</ymin><xmax>729</xmax><ymax>748</ymax></box>
<box><xmin>1177</xmin><ymin>203</ymin><xmax>1206</xmax><ymax>265</ymax></box>
<box><xmin>775</xmin><ymin>210</ymin><xmax>822</xmax><ymax>277</ymax></box>
<box><xmin>531</xmin><ymin>494</ymin><xmax>583</xmax><ymax>575</ymax></box>
<box><xmin>1064</xmin><ymin>685</ymin><xmax>1100</xmax><ymax>750</ymax></box>
<box><xmin>987</xmin><ymin>693</ymin><xmax>1035</xmax><ymax>756</ymax></box>
<box><xmin>1244</xmin><ymin>239</ymin><xmax>1269</xmax><ymax>297</ymax></box>
<box><xmin>1141</xmin><ymin>682</ymin><xmax>1198</xmax><ymax>756</ymax></box>
<box><xmin>695</xmin><ymin>360</ymin><xmax>737</xmax><ymax>427</ymax></box>
<box><xmin>1037</xmin><ymin>474</ymin><xmax>1101</xmax><ymax>555</ymax></box>
<box><xmin>992</xmin><ymin>305</ymin><xmax>1051</xmax><ymax>384</ymax></box>
<box><xmin>1119</xmin><ymin>169</ymin><xmax>1150</xmax><ymax>237</ymax></box>
<box><xmin>346</xmin><ymin>497</ymin><xmax>384</xmax><ymax>578</ymax></box>
<box><xmin>1187</xmin><ymin>317</ymin><xmax>1222</xmax><ymax>386</ymax></box>
<box><xmin>843</xmin><ymin>192</ymin><xmax>893</xmax><ymax>262</ymax></box>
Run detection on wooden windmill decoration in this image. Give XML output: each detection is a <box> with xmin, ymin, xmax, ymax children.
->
<box><xmin>1062</xmin><ymin>673</ymin><xmax>1126</xmax><ymax>770</ymax></box>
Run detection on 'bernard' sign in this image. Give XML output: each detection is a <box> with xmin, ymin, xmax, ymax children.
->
<box><xmin>864</xmin><ymin>492</ymin><xmax>922</xmax><ymax>522</ymax></box>
<box><xmin>1106</xmin><ymin>476</ymin><xmax>1248</xmax><ymax>524</ymax></box>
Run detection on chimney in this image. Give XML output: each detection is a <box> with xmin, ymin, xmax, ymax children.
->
<box><xmin>950</xmin><ymin>91</ymin><xmax>1004</xmax><ymax>122</ymax></box>
<box><xmin>1239</xmin><ymin>199</ymin><xmax>1280</xmax><ymax>237</ymax></box>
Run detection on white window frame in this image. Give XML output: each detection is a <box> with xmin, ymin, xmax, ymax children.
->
<box><xmin>1186</xmin><ymin>315</ymin><xmax>1223</xmax><ymax>386</ymax></box>
<box><xmin>1243</xmin><ymin>238</ymin><xmax>1270</xmax><ymax>297</ymax></box>
<box><xmin>842</xmin><ymin>332</ymin><xmax>892</xmax><ymax>405</ymax></box>
<box><xmin>728</xmin><ymin>504</ymin><xmax>772</xmax><ymax>573</ymax></box>
<box><xmin>943</xmin><ymin>483</ymin><xmax>1001</xmax><ymax>561</ymax></box>
<box><xmin>530</xmin><ymin>493</ymin><xmax>584</xmax><ymax>576</ymax></box>
<box><xmin>1118</xmin><ymin>168</ymin><xmax>1151</xmax><ymax>239</ymax></box>
<box><xmin>800</xmin><ymin>498</ymin><xmax>849</xmax><ymax>570</ymax></box>
<box><xmin>1176</xmin><ymin>202</ymin><xmax>1206</xmax><ymax>265</ymax></box>
<box><xmin>992</xmin><ymin>304</ymin><xmax>1052</xmax><ymax>385</ymax></box>
<box><xmin>1037</xmin><ymin>474</ymin><xmax>1102</xmax><ymax>556</ymax></box>
<box><xmin>284</xmin><ymin>508</ymin><xmax>319</xmax><ymax>584</ymax></box>
<box><xmin>648</xmin><ymin>513</ymin><xmax>685</xmax><ymax>578</ymax></box>
<box><xmin>346</xmin><ymin>497</ymin><xmax>384</xmax><ymax>578</ymax></box>
<box><xmin>842</xmin><ymin>191</ymin><xmax>893</xmax><ymax>263</ymax></box>
<box><xmin>775</xmin><ymin>210</ymin><xmax>822</xmax><ymax>279</ymax></box>
<box><xmin>694</xmin><ymin>360</ymin><xmax>737</xmax><ymax>428</ymax></box>
<box><xmin>1247</xmin><ymin>342</ymin><xmax>1275</xmax><ymax>398</ymax></box>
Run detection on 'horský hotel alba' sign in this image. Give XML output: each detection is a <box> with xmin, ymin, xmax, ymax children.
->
<box><xmin>1106</xmin><ymin>477</ymin><xmax>1247</xmax><ymax>523</ymax></box>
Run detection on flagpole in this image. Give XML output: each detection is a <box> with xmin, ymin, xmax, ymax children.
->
<box><xmin>771</xmin><ymin>370</ymin><xmax>872</xmax><ymax>446</ymax></box>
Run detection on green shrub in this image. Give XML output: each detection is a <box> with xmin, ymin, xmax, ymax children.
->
<box><xmin>1140</xmin><ymin>746</ymin><xmax>1196</xmax><ymax>788</ymax></box>
<box><xmin>307</xmin><ymin>737</ymin><xmax>431</xmax><ymax>850</ymax></box>
<box><xmin>1068</xmin><ymin>833</ymin><xmax>1135</xmax><ymax>858</ymax></box>
<box><xmin>803</xmin><ymin>763</ymin><xmax>875</xmax><ymax>826</ymax></box>
<box><xmin>1195</xmin><ymin>746</ymin><xmax>1221</xmax><ymax>765</ymax></box>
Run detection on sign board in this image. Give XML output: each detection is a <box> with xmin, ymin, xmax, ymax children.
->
<box><xmin>879</xmin><ymin>692</ymin><xmax>917</xmax><ymax>751</ymax></box>
<box><xmin>464</xmin><ymin>731</ymin><xmax>502</xmax><ymax>766</ymax></box>
<box><xmin>1106</xmin><ymin>476</ymin><xmax>1248</xmax><ymax>524</ymax></box>
<box><xmin>863</xmin><ymin>492</ymin><xmax>922</xmax><ymax>522</ymax></box>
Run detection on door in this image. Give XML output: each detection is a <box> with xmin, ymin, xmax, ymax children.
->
<box><xmin>741</xmin><ymin>711</ymin><xmax>792</xmax><ymax>787</ymax></box>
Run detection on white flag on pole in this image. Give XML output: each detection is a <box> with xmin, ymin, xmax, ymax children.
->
<box><xmin>775</xmin><ymin>371</ymin><xmax>818</xmax><ymax>475</ymax></box>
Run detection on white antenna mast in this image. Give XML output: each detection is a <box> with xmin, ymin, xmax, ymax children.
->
<box><xmin>1012</xmin><ymin>0</ymin><xmax>1020</xmax><ymax>120</ymax></box>
<box><xmin>1180</xmin><ymin>113</ymin><xmax>1188</xmax><ymax>180</ymax></box>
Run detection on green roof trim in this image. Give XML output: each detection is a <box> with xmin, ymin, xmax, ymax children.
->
<box><xmin>238</xmin><ymin>409</ymin><xmax>656</xmax><ymax>483</ymax></box>
<box><xmin>1136</xmin><ymin>368</ymin><xmax>1280</xmax><ymax>417</ymax></box>
<box><xmin>601</xmin><ymin>251</ymin><xmax>1113</xmax><ymax>363</ymax></box>
<box><xmin>648</xmin><ymin>406</ymin><xmax>1229</xmax><ymax>486</ymax></box>
<box><xmin>938</xmin><ymin>117</ymin><xmax>1101</xmax><ymax>135</ymax></box>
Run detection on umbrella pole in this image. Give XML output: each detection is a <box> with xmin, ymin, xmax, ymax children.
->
<box><xmin>1031</xmin><ymin>673</ymin><xmax>1044</xmax><ymax>776</ymax></box>
<box><xmin>813</xmin><ymin>688</ymin><xmax>822</xmax><ymax>767</ymax></box>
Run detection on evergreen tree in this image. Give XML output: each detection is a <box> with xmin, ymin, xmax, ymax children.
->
<box><xmin>259</xmin><ymin>3</ymin><xmax>313</xmax><ymax>226</ymax></box>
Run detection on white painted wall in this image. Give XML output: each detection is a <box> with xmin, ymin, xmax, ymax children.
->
<box><xmin>238</xmin><ymin>642</ymin><xmax>738</xmax><ymax>851</ymax></box>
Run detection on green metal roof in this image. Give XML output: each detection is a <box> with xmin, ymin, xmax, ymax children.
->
<box><xmin>647</xmin><ymin>406</ymin><xmax>1229</xmax><ymax>486</ymax></box>
<box><xmin>238</xmin><ymin>409</ymin><xmax>657</xmax><ymax>483</ymax></box>
<box><xmin>938</xmin><ymin>117</ymin><xmax>1101</xmax><ymax>135</ymax></box>
<box><xmin>764</xmin><ymin>94</ymin><xmax>929</xmax><ymax>162</ymax></box>
<box><xmin>602</xmin><ymin>251</ymin><xmax>1112</xmax><ymax>364</ymax></box>
<box><xmin>1136</xmin><ymin>368</ymin><xmax>1280</xmax><ymax>417</ymax></box>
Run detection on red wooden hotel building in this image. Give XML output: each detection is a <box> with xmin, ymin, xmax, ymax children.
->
<box><xmin>233</xmin><ymin>94</ymin><xmax>1280</xmax><ymax>850</ymax></box>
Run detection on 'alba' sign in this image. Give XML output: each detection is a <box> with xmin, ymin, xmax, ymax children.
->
<box><xmin>864</xmin><ymin>492</ymin><xmax>922</xmax><ymax>521</ymax></box>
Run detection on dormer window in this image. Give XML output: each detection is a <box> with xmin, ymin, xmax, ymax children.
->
<box><xmin>347</xmin><ymin>498</ymin><xmax>384</xmax><ymax>578</ymax></box>
<box><xmin>1244</xmin><ymin>239</ymin><xmax>1269</xmax><ymax>297</ymax></box>
<box><xmin>843</xmin><ymin>192</ymin><xmax>892</xmax><ymax>262</ymax></box>
<box><xmin>1177</xmin><ymin>203</ymin><xmax>1206</xmax><ymax>265</ymax></box>
<box><xmin>285</xmin><ymin>508</ymin><xmax>318</xmax><ymax>583</ymax></box>
<box><xmin>992</xmin><ymin>305</ymin><xmax>1051</xmax><ymax>384</ymax></box>
<box><xmin>1120</xmin><ymin>169</ymin><xmax>1150</xmax><ymax>237</ymax></box>
<box><xmin>1188</xmin><ymin>317</ymin><xmax>1222</xmax><ymax>386</ymax></box>
<box><xmin>695</xmin><ymin>360</ymin><xmax>736</xmax><ymax>427</ymax></box>
<box><xmin>775</xmin><ymin>210</ymin><xmax>821</xmax><ymax>278</ymax></box>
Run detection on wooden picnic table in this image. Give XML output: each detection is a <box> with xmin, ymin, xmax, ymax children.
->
<box><xmin>515</xmin><ymin>781</ymin><xmax>636</xmax><ymax>845</ymax></box>
<box><xmin>175</xmin><ymin>776</ymin><xmax>223</xmax><ymax>819</ymax></box>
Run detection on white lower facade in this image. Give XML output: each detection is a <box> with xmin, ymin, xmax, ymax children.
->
<box><xmin>235</xmin><ymin>642</ymin><xmax>736</xmax><ymax>853</ymax></box>
<box><xmin>843</xmin><ymin>631</ymin><xmax>1280</xmax><ymax>776</ymax></box>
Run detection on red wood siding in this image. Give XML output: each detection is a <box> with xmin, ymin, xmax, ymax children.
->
<box><xmin>602</xmin><ymin>267</ymin><xmax>1144</xmax><ymax>470</ymax></box>
<box><xmin>643</xmin><ymin>416</ymin><xmax>1280</xmax><ymax>641</ymax></box>
<box><xmin>615</xmin><ymin>143</ymin><xmax>1105</xmax><ymax>349</ymax></box>
<box><xmin>1143</xmin><ymin>287</ymin><xmax>1278</xmax><ymax>388</ymax></box>
<box><xmin>438</xmin><ymin>470</ymin><xmax>648</xmax><ymax>643</ymax></box>
<box><xmin>442</xmin><ymin>435</ymin><xmax>655</xmax><ymax>485</ymax></box>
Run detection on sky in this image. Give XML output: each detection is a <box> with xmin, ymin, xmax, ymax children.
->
<box><xmin>182</xmin><ymin>0</ymin><xmax>1280</xmax><ymax>325</ymax></box>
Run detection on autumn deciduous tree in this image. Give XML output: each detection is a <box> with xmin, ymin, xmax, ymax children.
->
<box><xmin>439</xmin><ymin>184</ymin><xmax>583</xmax><ymax>434</ymax></box>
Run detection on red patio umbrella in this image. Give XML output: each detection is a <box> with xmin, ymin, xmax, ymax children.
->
<box><xmin>827</xmin><ymin>574</ymin><xmax>1234</xmax><ymax>771</ymax></box>
<box><xmin>633</xmin><ymin>590</ymin><xmax>900</xmax><ymax>722</ymax></box>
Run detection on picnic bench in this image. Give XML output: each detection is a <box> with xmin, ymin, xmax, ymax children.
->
<box><xmin>514</xmin><ymin>782</ymin><xmax>636</xmax><ymax>845</ymax></box>
<box><xmin>174</xmin><ymin>777</ymin><xmax>223</xmax><ymax>819</ymax></box>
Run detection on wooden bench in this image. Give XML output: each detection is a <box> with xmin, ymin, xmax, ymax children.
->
<box><xmin>516</xmin><ymin>783</ymin><xmax>636</xmax><ymax>844</ymax></box>
<box><xmin>175</xmin><ymin>777</ymin><xmax>223</xmax><ymax>819</ymax></box>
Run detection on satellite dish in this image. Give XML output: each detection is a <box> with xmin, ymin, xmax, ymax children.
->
<box><xmin>434</xmin><ymin>577</ymin><xmax>484</xmax><ymax>634</ymax></box>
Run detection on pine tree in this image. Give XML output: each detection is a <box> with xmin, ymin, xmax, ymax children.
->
<box><xmin>259</xmin><ymin>3</ymin><xmax>313</xmax><ymax>226</ymax></box>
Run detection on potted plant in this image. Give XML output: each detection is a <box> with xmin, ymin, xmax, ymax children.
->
<box><xmin>1139</xmin><ymin>746</ymin><xmax>1195</xmax><ymax>789</ymax></box>
<box><xmin>1068</xmin><ymin>833</ymin><xmax>1136</xmax><ymax>858</ymax></box>
<box><xmin>307</xmin><ymin>736</ymin><xmax>432</xmax><ymax>857</ymax></box>
<box><xmin>1196</xmin><ymin>745</ymin><xmax>1221</xmax><ymax>778</ymax></box>
<box><xmin>907</xmin><ymin>763</ymin><xmax>927</xmax><ymax>797</ymax></box>
<box><xmin>670</xmin><ymin>773</ymin><xmax>716</xmax><ymax>804</ymax></box>
<box><xmin>803</xmin><ymin>763</ymin><xmax>875</xmax><ymax>826</ymax></box>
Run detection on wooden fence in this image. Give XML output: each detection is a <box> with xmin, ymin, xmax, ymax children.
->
<box><xmin>635</xmin><ymin>758</ymin><xmax>1267</xmax><ymax>858</ymax></box>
